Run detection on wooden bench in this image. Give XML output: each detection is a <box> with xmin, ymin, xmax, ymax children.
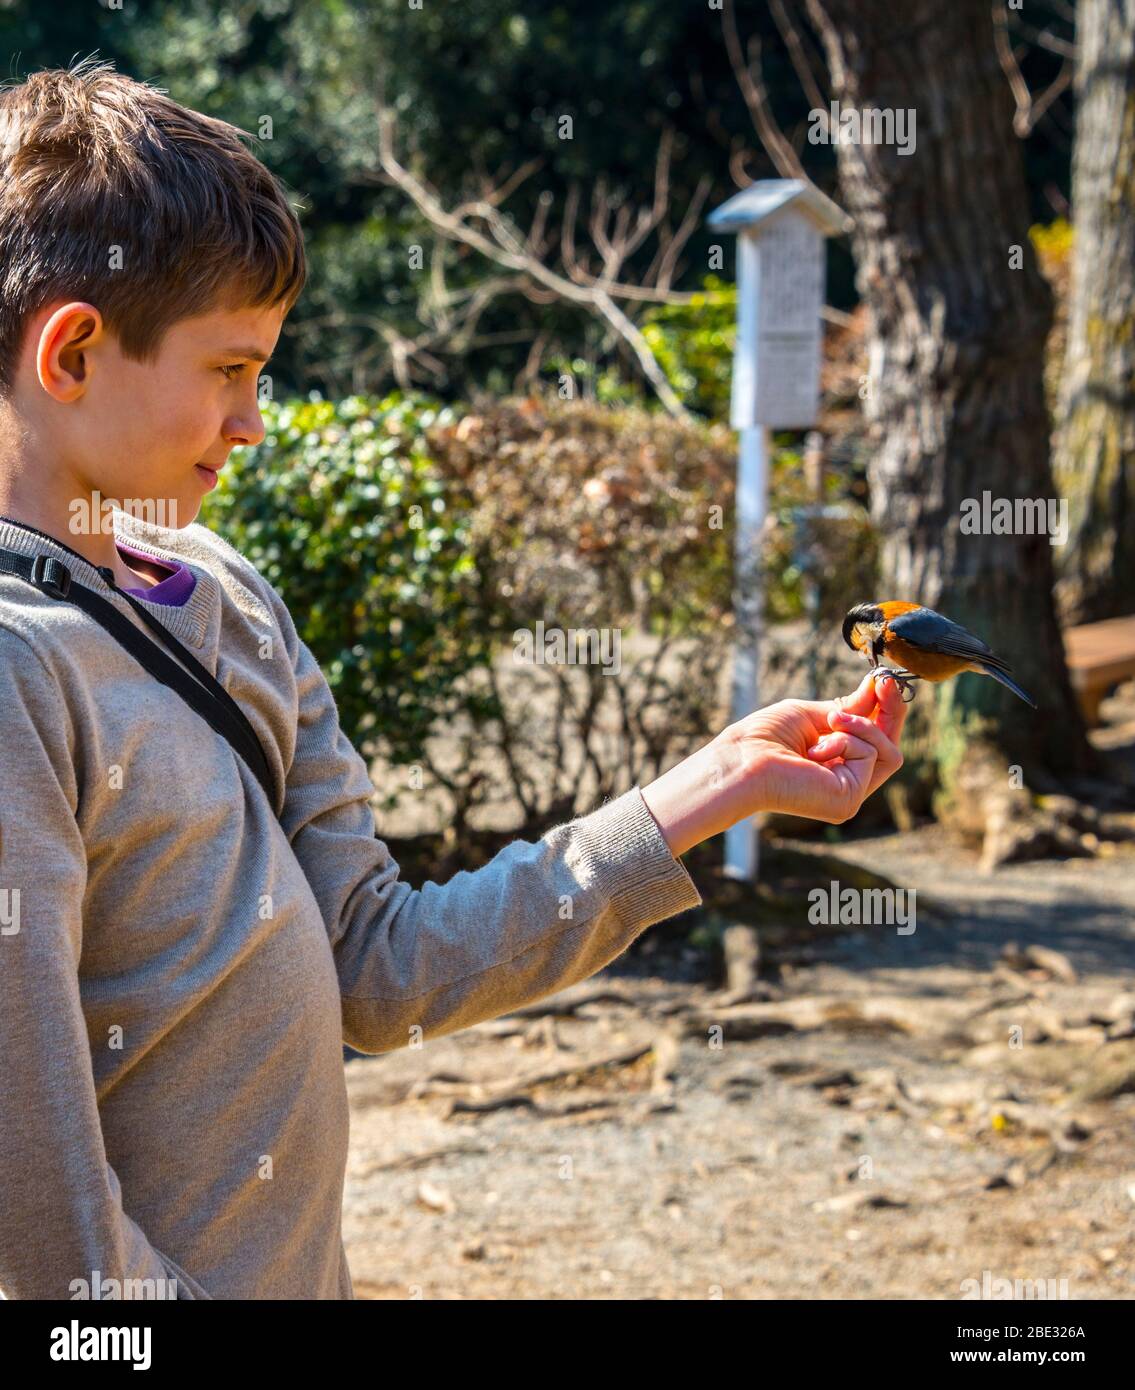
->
<box><xmin>1063</xmin><ymin>615</ymin><xmax>1135</xmax><ymax>726</ymax></box>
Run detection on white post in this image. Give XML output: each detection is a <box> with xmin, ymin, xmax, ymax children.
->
<box><xmin>724</xmin><ymin>422</ymin><xmax>769</xmax><ymax>881</ymax></box>
<box><xmin>724</xmin><ymin>229</ymin><xmax>766</xmax><ymax>882</ymax></box>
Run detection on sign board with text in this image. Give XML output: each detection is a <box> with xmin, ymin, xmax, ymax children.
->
<box><xmin>730</xmin><ymin>213</ymin><xmax>825</xmax><ymax>431</ymax></box>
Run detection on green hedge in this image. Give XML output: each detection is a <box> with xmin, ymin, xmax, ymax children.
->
<box><xmin>207</xmin><ymin>393</ymin><xmax>494</xmax><ymax>775</ymax></box>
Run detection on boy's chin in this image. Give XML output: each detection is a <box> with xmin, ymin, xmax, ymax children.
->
<box><xmin>172</xmin><ymin>498</ymin><xmax>203</xmax><ymax>529</ymax></box>
<box><xmin>170</xmin><ymin>490</ymin><xmax>203</xmax><ymax>528</ymax></box>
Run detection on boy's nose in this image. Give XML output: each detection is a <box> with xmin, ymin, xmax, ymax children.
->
<box><xmin>223</xmin><ymin>407</ymin><xmax>266</xmax><ymax>449</ymax></box>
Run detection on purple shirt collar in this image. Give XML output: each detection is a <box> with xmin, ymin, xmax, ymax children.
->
<box><xmin>117</xmin><ymin>539</ymin><xmax>198</xmax><ymax>607</ymax></box>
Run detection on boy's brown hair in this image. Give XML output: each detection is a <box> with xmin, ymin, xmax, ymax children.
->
<box><xmin>0</xmin><ymin>54</ymin><xmax>305</xmax><ymax>394</ymax></box>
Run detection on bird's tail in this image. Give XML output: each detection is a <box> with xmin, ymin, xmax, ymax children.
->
<box><xmin>978</xmin><ymin>663</ymin><xmax>1037</xmax><ymax>709</ymax></box>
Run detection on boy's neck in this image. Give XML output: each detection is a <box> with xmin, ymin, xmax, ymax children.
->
<box><xmin>0</xmin><ymin>488</ymin><xmax>154</xmax><ymax>590</ymax></box>
<box><xmin>0</xmin><ymin>413</ymin><xmax>160</xmax><ymax>588</ymax></box>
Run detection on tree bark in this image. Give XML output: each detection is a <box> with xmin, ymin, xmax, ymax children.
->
<box><xmin>1054</xmin><ymin>0</ymin><xmax>1135</xmax><ymax>624</ymax></box>
<box><xmin>803</xmin><ymin>0</ymin><xmax>1095</xmax><ymax>801</ymax></box>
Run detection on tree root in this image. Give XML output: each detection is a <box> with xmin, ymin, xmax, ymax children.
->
<box><xmin>937</xmin><ymin>742</ymin><xmax>1135</xmax><ymax>869</ymax></box>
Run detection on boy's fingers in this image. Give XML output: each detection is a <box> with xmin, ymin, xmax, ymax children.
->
<box><xmin>826</xmin><ymin>732</ymin><xmax>880</xmax><ymax>800</ymax></box>
<box><xmin>795</xmin><ymin>672</ymin><xmax>879</xmax><ymax>741</ymax></box>
<box><xmin>805</xmin><ymin>731</ymin><xmax>849</xmax><ymax>760</ymax></box>
<box><xmin>805</xmin><ymin>729</ymin><xmax>893</xmax><ymax>819</ymax></box>
<box><xmin>834</xmin><ymin>671</ymin><xmax>880</xmax><ymax>717</ymax></box>
<box><xmin>828</xmin><ymin>706</ymin><xmax>902</xmax><ymax>772</ymax></box>
<box><xmin>872</xmin><ymin>674</ymin><xmax>909</xmax><ymax>743</ymax></box>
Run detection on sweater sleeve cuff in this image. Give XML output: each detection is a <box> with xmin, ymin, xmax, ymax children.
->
<box><xmin>568</xmin><ymin>785</ymin><xmax>703</xmax><ymax>931</ymax></box>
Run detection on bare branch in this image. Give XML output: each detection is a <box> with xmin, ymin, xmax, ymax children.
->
<box><xmin>651</xmin><ymin>173</ymin><xmax>713</xmax><ymax>294</ymax></box>
<box><xmin>361</xmin><ymin>58</ymin><xmax>851</xmax><ymax>403</ymax></box>
<box><xmin>722</xmin><ymin>0</ymin><xmax>809</xmax><ymax>182</ymax></box>
<box><xmin>514</xmin><ymin>331</ymin><xmax>551</xmax><ymax>393</ymax></box>
<box><xmin>1025</xmin><ymin>60</ymin><xmax>1073</xmax><ymax>133</ymax></box>
<box><xmin>769</xmin><ymin>0</ymin><xmax>831</xmax><ymax>128</ymax></box>
<box><xmin>1010</xmin><ymin>20</ymin><xmax>1076</xmax><ymax>61</ymax></box>
<box><xmin>994</xmin><ymin>4</ymin><xmax>1074</xmax><ymax>138</ymax></box>
<box><xmin>375</xmin><ymin>101</ymin><xmax>693</xmax><ymax>417</ymax></box>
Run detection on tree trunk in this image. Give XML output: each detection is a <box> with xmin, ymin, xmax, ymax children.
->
<box><xmin>1054</xmin><ymin>0</ymin><xmax>1135</xmax><ymax>624</ymax></box>
<box><xmin>803</xmin><ymin>0</ymin><xmax>1096</xmax><ymax>810</ymax></box>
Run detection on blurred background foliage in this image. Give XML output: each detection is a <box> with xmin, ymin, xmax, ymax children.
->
<box><xmin>208</xmin><ymin>393</ymin><xmax>493</xmax><ymax>775</ymax></box>
<box><xmin>0</xmin><ymin>0</ymin><xmax>1076</xmax><ymax>407</ymax></box>
<box><xmin>0</xmin><ymin>0</ymin><xmax>1090</xmax><ymax>826</ymax></box>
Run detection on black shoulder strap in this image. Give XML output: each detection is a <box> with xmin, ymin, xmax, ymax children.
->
<box><xmin>0</xmin><ymin>547</ymin><xmax>279</xmax><ymax>810</ymax></box>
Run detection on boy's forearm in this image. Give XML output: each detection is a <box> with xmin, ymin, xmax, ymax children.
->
<box><xmin>331</xmin><ymin>784</ymin><xmax>703</xmax><ymax>1054</ymax></box>
<box><xmin>640</xmin><ymin>730</ymin><xmax>753</xmax><ymax>861</ymax></box>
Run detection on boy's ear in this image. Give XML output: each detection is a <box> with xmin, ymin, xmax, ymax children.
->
<box><xmin>36</xmin><ymin>301</ymin><xmax>104</xmax><ymax>402</ymax></box>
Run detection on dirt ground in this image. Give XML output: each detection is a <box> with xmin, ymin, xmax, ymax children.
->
<box><xmin>341</xmin><ymin>818</ymin><xmax>1135</xmax><ymax>1300</ymax></box>
<box><xmin>342</xmin><ymin>661</ymin><xmax>1135</xmax><ymax>1301</ymax></box>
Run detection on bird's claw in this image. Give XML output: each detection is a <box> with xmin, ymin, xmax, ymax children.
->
<box><xmin>868</xmin><ymin>667</ymin><xmax>920</xmax><ymax>703</ymax></box>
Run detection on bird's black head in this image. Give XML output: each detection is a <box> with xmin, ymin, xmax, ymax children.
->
<box><xmin>842</xmin><ymin>602</ymin><xmax>885</xmax><ymax>654</ymax></box>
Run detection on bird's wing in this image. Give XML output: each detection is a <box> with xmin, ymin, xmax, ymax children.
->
<box><xmin>886</xmin><ymin>607</ymin><xmax>1014</xmax><ymax>673</ymax></box>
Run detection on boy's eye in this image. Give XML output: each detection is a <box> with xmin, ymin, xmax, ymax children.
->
<box><xmin>218</xmin><ymin>364</ymin><xmax>245</xmax><ymax>380</ymax></box>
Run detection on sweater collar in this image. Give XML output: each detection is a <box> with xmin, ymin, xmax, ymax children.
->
<box><xmin>0</xmin><ymin>511</ymin><xmax>215</xmax><ymax>648</ymax></box>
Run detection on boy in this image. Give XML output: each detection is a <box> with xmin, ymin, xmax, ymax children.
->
<box><xmin>0</xmin><ymin>58</ymin><xmax>905</xmax><ymax>1299</ymax></box>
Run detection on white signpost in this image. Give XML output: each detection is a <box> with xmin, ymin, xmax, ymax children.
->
<box><xmin>706</xmin><ymin>180</ymin><xmax>851</xmax><ymax>882</ymax></box>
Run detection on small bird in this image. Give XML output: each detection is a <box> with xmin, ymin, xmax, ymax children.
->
<box><xmin>842</xmin><ymin>601</ymin><xmax>1037</xmax><ymax>708</ymax></box>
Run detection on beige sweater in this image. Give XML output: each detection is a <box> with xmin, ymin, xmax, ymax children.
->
<box><xmin>0</xmin><ymin>510</ymin><xmax>702</xmax><ymax>1299</ymax></box>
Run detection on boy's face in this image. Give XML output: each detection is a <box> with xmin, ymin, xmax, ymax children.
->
<box><xmin>15</xmin><ymin>297</ymin><xmax>288</xmax><ymax>528</ymax></box>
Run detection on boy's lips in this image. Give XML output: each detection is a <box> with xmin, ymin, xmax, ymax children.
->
<box><xmin>195</xmin><ymin>461</ymin><xmax>222</xmax><ymax>488</ymax></box>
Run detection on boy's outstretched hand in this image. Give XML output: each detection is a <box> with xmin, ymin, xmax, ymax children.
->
<box><xmin>640</xmin><ymin>673</ymin><xmax>907</xmax><ymax>860</ymax></box>
<box><xmin>736</xmin><ymin>670</ymin><xmax>907</xmax><ymax>822</ymax></box>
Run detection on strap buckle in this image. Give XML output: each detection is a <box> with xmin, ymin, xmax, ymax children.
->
<box><xmin>30</xmin><ymin>553</ymin><xmax>72</xmax><ymax>600</ymax></box>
